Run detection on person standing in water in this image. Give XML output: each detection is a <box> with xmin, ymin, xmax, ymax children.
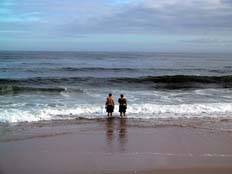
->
<box><xmin>105</xmin><ymin>93</ymin><xmax>115</xmax><ymax>117</ymax></box>
<box><xmin>118</xmin><ymin>94</ymin><xmax>127</xmax><ymax>117</ymax></box>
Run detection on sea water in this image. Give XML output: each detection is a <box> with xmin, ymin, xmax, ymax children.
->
<box><xmin>0</xmin><ymin>51</ymin><xmax>232</xmax><ymax>123</ymax></box>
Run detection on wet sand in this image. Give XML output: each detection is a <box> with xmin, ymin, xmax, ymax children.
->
<box><xmin>0</xmin><ymin>118</ymin><xmax>232</xmax><ymax>174</ymax></box>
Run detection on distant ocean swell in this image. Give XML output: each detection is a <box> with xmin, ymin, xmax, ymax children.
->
<box><xmin>1</xmin><ymin>75</ymin><xmax>232</xmax><ymax>92</ymax></box>
<box><xmin>1</xmin><ymin>103</ymin><xmax>232</xmax><ymax>123</ymax></box>
<box><xmin>2</xmin><ymin>67</ymin><xmax>232</xmax><ymax>74</ymax></box>
<box><xmin>0</xmin><ymin>85</ymin><xmax>83</xmax><ymax>94</ymax></box>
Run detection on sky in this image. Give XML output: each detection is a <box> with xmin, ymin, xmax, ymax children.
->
<box><xmin>0</xmin><ymin>0</ymin><xmax>232</xmax><ymax>52</ymax></box>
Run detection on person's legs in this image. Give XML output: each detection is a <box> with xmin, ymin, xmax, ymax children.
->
<box><xmin>119</xmin><ymin>105</ymin><xmax>123</xmax><ymax>117</ymax></box>
<box><xmin>107</xmin><ymin>105</ymin><xmax>113</xmax><ymax>117</ymax></box>
<box><xmin>122</xmin><ymin>105</ymin><xmax>126</xmax><ymax>117</ymax></box>
<box><xmin>112</xmin><ymin>106</ymin><xmax>114</xmax><ymax>117</ymax></box>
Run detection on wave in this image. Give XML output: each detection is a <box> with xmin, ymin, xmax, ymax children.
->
<box><xmin>4</xmin><ymin>67</ymin><xmax>232</xmax><ymax>74</ymax></box>
<box><xmin>112</xmin><ymin>75</ymin><xmax>232</xmax><ymax>88</ymax></box>
<box><xmin>61</xmin><ymin>67</ymin><xmax>138</xmax><ymax>72</ymax></box>
<box><xmin>1</xmin><ymin>103</ymin><xmax>232</xmax><ymax>123</ymax></box>
<box><xmin>58</xmin><ymin>67</ymin><xmax>207</xmax><ymax>73</ymax></box>
<box><xmin>1</xmin><ymin>75</ymin><xmax>232</xmax><ymax>89</ymax></box>
<box><xmin>55</xmin><ymin>67</ymin><xmax>232</xmax><ymax>74</ymax></box>
<box><xmin>117</xmin><ymin>75</ymin><xmax>232</xmax><ymax>83</ymax></box>
<box><xmin>209</xmin><ymin>69</ymin><xmax>232</xmax><ymax>74</ymax></box>
<box><xmin>0</xmin><ymin>85</ymin><xmax>83</xmax><ymax>94</ymax></box>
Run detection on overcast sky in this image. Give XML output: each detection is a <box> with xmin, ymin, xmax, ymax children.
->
<box><xmin>1</xmin><ymin>0</ymin><xmax>232</xmax><ymax>52</ymax></box>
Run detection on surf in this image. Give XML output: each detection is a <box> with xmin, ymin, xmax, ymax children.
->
<box><xmin>1</xmin><ymin>103</ymin><xmax>232</xmax><ymax>123</ymax></box>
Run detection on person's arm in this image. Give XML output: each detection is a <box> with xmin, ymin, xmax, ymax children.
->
<box><xmin>105</xmin><ymin>98</ymin><xmax>108</xmax><ymax>106</ymax></box>
<box><xmin>112</xmin><ymin>98</ymin><xmax>115</xmax><ymax>106</ymax></box>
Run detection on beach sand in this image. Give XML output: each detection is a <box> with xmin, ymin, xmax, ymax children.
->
<box><xmin>0</xmin><ymin>118</ymin><xmax>232</xmax><ymax>174</ymax></box>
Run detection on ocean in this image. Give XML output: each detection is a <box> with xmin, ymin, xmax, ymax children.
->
<box><xmin>0</xmin><ymin>51</ymin><xmax>232</xmax><ymax>123</ymax></box>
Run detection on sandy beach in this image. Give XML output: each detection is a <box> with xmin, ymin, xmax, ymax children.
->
<box><xmin>0</xmin><ymin>118</ymin><xmax>232</xmax><ymax>174</ymax></box>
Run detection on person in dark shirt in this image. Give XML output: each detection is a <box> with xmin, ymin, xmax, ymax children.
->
<box><xmin>118</xmin><ymin>94</ymin><xmax>127</xmax><ymax>117</ymax></box>
<box><xmin>105</xmin><ymin>93</ymin><xmax>115</xmax><ymax>117</ymax></box>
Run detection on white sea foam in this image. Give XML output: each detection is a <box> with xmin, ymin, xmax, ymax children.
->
<box><xmin>1</xmin><ymin>103</ymin><xmax>232</xmax><ymax>123</ymax></box>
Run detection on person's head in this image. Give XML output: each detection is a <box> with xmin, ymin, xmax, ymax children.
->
<box><xmin>120</xmin><ymin>94</ymin><xmax>124</xmax><ymax>98</ymax></box>
<box><xmin>109</xmin><ymin>93</ymin><xmax>112</xmax><ymax>97</ymax></box>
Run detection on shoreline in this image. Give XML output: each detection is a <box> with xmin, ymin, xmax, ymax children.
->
<box><xmin>1</xmin><ymin>117</ymin><xmax>232</xmax><ymax>174</ymax></box>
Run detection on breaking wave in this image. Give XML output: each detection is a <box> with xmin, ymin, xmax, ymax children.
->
<box><xmin>1</xmin><ymin>103</ymin><xmax>232</xmax><ymax>123</ymax></box>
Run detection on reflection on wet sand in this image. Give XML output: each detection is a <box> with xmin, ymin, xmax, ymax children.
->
<box><xmin>118</xmin><ymin>118</ymin><xmax>127</xmax><ymax>152</ymax></box>
<box><xmin>106</xmin><ymin>117</ymin><xmax>115</xmax><ymax>148</ymax></box>
<box><xmin>105</xmin><ymin>118</ymin><xmax>128</xmax><ymax>152</ymax></box>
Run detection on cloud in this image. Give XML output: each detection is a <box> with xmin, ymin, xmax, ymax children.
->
<box><xmin>1</xmin><ymin>0</ymin><xmax>232</xmax><ymax>51</ymax></box>
<box><xmin>58</xmin><ymin>0</ymin><xmax>232</xmax><ymax>36</ymax></box>
<box><xmin>221</xmin><ymin>0</ymin><xmax>232</xmax><ymax>5</ymax></box>
<box><xmin>0</xmin><ymin>0</ymin><xmax>41</xmax><ymax>22</ymax></box>
<box><xmin>0</xmin><ymin>0</ymin><xmax>16</xmax><ymax>6</ymax></box>
<box><xmin>2</xmin><ymin>0</ymin><xmax>232</xmax><ymax>34</ymax></box>
<box><xmin>181</xmin><ymin>37</ymin><xmax>232</xmax><ymax>45</ymax></box>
